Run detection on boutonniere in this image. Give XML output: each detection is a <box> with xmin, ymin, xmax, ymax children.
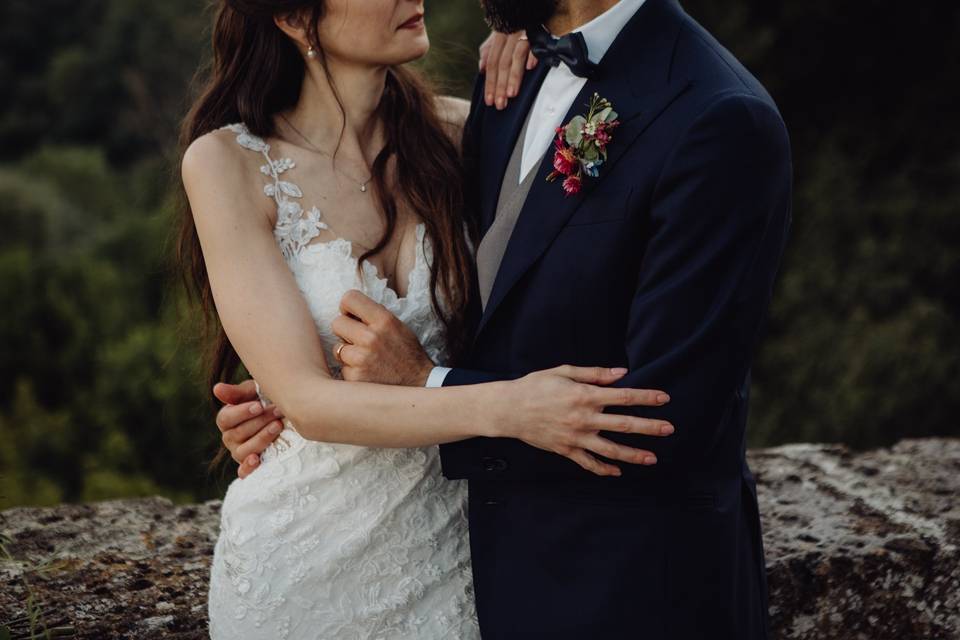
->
<box><xmin>547</xmin><ymin>93</ymin><xmax>621</xmax><ymax>197</ymax></box>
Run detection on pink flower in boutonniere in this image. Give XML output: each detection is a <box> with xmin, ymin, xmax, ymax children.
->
<box><xmin>553</xmin><ymin>141</ymin><xmax>577</xmax><ymax>176</ymax></box>
<box><xmin>562</xmin><ymin>174</ymin><xmax>582</xmax><ymax>196</ymax></box>
<box><xmin>547</xmin><ymin>93</ymin><xmax>621</xmax><ymax>197</ymax></box>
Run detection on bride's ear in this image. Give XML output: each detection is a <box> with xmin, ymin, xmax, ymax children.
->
<box><xmin>274</xmin><ymin>11</ymin><xmax>311</xmax><ymax>52</ymax></box>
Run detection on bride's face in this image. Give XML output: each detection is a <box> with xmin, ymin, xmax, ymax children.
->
<box><xmin>316</xmin><ymin>0</ymin><xmax>429</xmax><ymax>66</ymax></box>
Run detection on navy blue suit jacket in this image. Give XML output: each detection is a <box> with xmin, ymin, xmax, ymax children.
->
<box><xmin>439</xmin><ymin>0</ymin><xmax>791</xmax><ymax>637</ymax></box>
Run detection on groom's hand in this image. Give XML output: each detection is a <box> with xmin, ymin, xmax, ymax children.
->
<box><xmin>213</xmin><ymin>380</ymin><xmax>284</xmax><ymax>478</ymax></box>
<box><xmin>332</xmin><ymin>290</ymin><xmax>435</xmax><ymax>386</ymax></box>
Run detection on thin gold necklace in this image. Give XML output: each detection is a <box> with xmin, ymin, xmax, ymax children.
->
<box><xmin>280</xmin><ymin>113</ymin><xmax>374</xmax><ymax>193</ymax></box>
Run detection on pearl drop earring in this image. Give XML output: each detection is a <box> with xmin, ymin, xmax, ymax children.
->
<box><xmin>306</xmin><ymin>46</ymin><xmax>318</xmax><ymax>59</ymax></box>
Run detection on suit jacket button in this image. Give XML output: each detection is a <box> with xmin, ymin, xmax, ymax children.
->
<box><xmin>481</xmin><ymin>457</ymin><xmax>509</xmax><ymax>473</ymax></box>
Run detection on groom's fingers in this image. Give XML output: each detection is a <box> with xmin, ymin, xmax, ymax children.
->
<box><xmin>238</xmin><ymin>455</ymin><xmax>260</xmax><ymax>479</ymax></box>
<box><xmin>339</xmin><ymin>289</ymin><xmax>394</xmax><ymax>329</ymax></box>
<box><xmin>331</xmin><ymin>314</ymin><xmax>375</xmax><ymax>346</ymax></box>
<box><xmin>566</xmin><ymin>449</ymin><xmax>622</xmax><ymax>477</ymax></box>
<box><xmin>233</xmin><ymin>420</ymin><xmax>284</xmax><ymax>464</ymax></box>
<box><xmin>221</xmin><ymin>411</ymin><xmax>280</xmax><ymax>448</ymax></box>
<box><xmin>216</xmin><ymin>400</ymin><xmax>265</xmax><ymax>432</ymax></box>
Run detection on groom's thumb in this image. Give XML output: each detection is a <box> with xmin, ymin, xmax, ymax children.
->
<box><xmin>213</xmin><ymin>379</ymin><xmax>258</xmax><ymax>405</ymax></box>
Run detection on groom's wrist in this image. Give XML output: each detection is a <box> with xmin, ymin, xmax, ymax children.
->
<box><xmin>424</xmin><ymin>366</ymin><xmax>452</xmax><ymax>388</ymax></box>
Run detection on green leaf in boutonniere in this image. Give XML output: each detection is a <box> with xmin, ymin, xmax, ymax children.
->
<box><xmin>565</xmin><ymin>116</ymin><xmax>586</xmax><ymax>146</ymax></box>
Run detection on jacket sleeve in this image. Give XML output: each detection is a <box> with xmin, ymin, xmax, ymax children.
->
<box><xmin>441</xmin><ymin>367</ymin><xmax>522</xmax><ymax>386</ymax></box>
<box><xmin>602</xmin><ymin>92</ymin><xmax>793</xmax><ymax>478</ymax></box>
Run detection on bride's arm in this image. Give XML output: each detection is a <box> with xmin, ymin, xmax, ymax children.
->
<box><xmin>435</xmin><ymin>95</ymin><xmax>471</xmax><ymax>142</ymax></box>
<box><xmin>182</xmin><ymin>132</ymin><xmax>672</xmax><ymax>467</ymax></box>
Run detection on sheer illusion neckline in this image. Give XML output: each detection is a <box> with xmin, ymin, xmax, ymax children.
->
<box><xmin>221</xmin><ymin>122</ymin><xmax>429</xmax><ymax>304</ymax></box>
<box><xmin>301</xmin><ymin>225</ymin><xmax>427</xmax><ymax>303</ymax></box>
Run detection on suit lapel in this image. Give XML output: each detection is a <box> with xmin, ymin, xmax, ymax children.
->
<box><xmin>475</xmin><ymin>0</ymin><xmax>691</xmax><ymax>338</ymax></box>
<box><xmin>478</xmin><ymin>63</ymin><xmax>550</xmax><ymax>234</ymax></box>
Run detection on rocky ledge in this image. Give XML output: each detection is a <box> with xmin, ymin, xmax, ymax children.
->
<box><xmin>1</xmin><ymin>438</ymin><xmax>958</xmax><ymax>639</ymax></box>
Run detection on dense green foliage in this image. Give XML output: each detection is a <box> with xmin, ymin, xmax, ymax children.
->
<box><xmin>0</xmin><ymin>0</ymin><xmax>956</xmax><ymax>508</ymax></box>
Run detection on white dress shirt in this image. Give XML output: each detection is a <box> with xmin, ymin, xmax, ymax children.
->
<box><xmin>426</xmin><ymin>0</ymin><xmax>646</xmax><ymax>389</ymax></box>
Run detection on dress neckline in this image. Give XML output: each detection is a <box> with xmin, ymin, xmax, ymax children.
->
<box><xmin>306</xmin><ymin>224</ymin><xmax>428</xmax><ymax>304</ymax></box>
<box><xmin>221</xmin><ymin>122</ymin><xmax>430</xmax><ymax>305</ymax></box>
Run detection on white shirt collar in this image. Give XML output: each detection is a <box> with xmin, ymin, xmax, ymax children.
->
<box><xmin>547</xmin><ymin>0</ymin><xmax>647</xmax><ymax>64</ymax></box>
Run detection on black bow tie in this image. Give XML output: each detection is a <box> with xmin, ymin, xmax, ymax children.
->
<box><xmin>527</xmin><ymin>27</ymin><xmax>598</xmax><ymax>79</ymax></box>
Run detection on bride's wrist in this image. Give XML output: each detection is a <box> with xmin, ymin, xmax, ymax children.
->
<box><xmin>473</xmin><ymin>381</ymin><xmax>511</xmax><ymax>439</ymax></box>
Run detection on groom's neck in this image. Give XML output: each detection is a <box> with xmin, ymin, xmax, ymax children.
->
<box><xmin>546</xmin><ymin>0</ymin><xmax>621</xmax><ymax>36</ymax></box>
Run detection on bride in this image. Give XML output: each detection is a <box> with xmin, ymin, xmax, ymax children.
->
<box><xmin>178</xmin><ymin>0</ymin><xmax>673</xmax><ymax>637</ymax></box>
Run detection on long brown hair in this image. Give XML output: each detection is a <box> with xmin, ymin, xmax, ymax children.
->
<box><xmin>177</xmin><ymin>0</ymin><xmax>476</xmax><ymax>409</ymax></box>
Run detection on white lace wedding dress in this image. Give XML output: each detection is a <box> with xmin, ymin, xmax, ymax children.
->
<box><xmin>207</xmin><ymin>123</ymin><xmax>479</xmax><ymax>640</ymax></box>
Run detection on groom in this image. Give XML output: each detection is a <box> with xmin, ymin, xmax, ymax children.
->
<box><xmin>218</xmin><ymin>0</ymin><xmax>791</xmax><ymax>637</ymax></box>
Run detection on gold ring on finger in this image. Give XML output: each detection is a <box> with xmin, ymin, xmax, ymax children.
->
<box><xmin>334</xmin><ymin>343</ymin><xmax>347</xmax><ymax>363</ymax></box>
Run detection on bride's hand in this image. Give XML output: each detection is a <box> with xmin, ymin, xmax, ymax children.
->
<box><xmin>479</xmin><ymin>30</ymin><xmax>539</xmax><ymax>110</ymax></box>
<box><xmin>493</xmin><ymin>366</ymin><xmax>674</xmax><ymax>477</ymax></box>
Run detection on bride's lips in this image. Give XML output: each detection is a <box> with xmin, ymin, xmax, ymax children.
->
<box><xmin>398</xmin><ymin>13</ymin><xmax>425</xmax><ymax>30</ymax></box>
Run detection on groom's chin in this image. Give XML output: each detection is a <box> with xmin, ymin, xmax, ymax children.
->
<box><xmin>480</xmin><ymin>0</ymin><xmax>559</xmax><ymax>33</ymax></box>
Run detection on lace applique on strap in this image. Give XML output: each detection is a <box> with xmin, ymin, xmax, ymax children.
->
<box><xmin>221</xmin><ymin>123</ymin><xmax>328</xmax><ymax>260</ymax></box>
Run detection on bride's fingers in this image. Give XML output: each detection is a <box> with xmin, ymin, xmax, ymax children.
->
<box><xmin>553</xmin><ymin>365</ymin><xmax>629</xmax><ymax>385</ymax></box>
<box><xmin>580</xmin><ymin>435</ymin><xmax>658</xmax><ymax>466</ymax></box>
<box><xmin>483</xmin><ymin>33</ymin><xmax>507</xmax><ymax>106</ymax></box>
<box><xmin>592</xmin><ymin>413</ymin><xmax>674</xmax><ymax>437</ymax></box>
<box><xmin>493</xmin><ymin>36</ymin><xmax>518</xmax><ymax>109</ymax></box>
<box><xmin>478</xmin><ymin>39</ymin><xmax>491</xmax><ymax>72</ymax></box>
<box><xmin>591</xmin><ymin>386</ymin><xmax>670</xmax><ymax>408</ymax></box>
<box><xmin>504</xmin><ymin>37</ymin><xmax>530</xmax><ymax>98</ymax></box>
<box><xmin>478</xmin><ymin>30</ymin><xmax>498</xmax><ymax>73</ymax></box>
<box><xmin>566</xmin><ymin>448</ymin><xmax>622</xmax><ymax>477</ymax></box>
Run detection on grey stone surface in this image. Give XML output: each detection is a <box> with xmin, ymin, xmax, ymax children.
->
<box><xmin>755</xmin><ymin>438</ymin><xmax>960</xmax><ymax>639</ymax></box>
<box><xmin>1</xmin><ymin>438</ymin><xmax>958</xmax><ymax>639</ymax></box>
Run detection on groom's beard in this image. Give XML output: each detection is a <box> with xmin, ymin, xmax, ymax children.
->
<box><xmin>480</xmin><ymin>0</ymin><xmax>559</xmax><ymax>33</ymax></box>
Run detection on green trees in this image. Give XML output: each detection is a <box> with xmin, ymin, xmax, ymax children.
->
<box><xmin>0</xmin><ymin>145</ymin><xmax>210</xmax><ymax>506</ymax></box>
<box><xmin>681</xmin><ymin>0</ymin><xmax>960</xmax><ymax>448</ymax></box>
<box><xmin>0</xmin><ymin>0</ymin><xmax>956</xmax><ymax>507</ymax></box>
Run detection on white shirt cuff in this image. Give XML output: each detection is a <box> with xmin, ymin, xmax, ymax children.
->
<box><xmin>425</xmin><ymin>366</ymin><xmax>452</xmax><ymax>388</ymax></box>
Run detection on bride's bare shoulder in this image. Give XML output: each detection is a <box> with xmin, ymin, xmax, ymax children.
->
<box><xmin>182</xmin><ymin>128</ymin><xmax>249</xmax><ymax>181</ymax></box>
<box><xmin>434</xmin><ymin>95</ymin><xmax>472</xmax><ymax>146</ymax></box>
<box><xmin>181</xmin><ymin>127</ymin><xmax>270</xmax><ymax>222</ymax></box>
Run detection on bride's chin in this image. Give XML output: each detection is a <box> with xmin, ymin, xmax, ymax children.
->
<box><xmin>397</xmin><ymin>39</ymin><xmax>430</xmax><ymax>65</ymax></box>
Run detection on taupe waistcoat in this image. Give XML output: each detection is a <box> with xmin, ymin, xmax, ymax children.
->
<box><xmin>475</xmin><ymin>113</ymin><xmax>540</xmax><ymax>310</ymax></box>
